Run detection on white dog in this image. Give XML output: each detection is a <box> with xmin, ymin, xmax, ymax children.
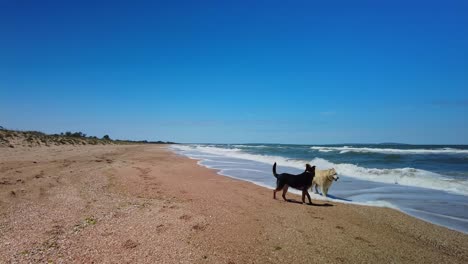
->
<box><xmin>312</xmin><ymin>168</ymin><xmax>339</xmax><ymax>197</ymax></box>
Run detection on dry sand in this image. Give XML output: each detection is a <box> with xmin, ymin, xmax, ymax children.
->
<box><xmin>0</xmin><ymin>145</ymin><xmax>467</xmax><ymax>263</ymax></box>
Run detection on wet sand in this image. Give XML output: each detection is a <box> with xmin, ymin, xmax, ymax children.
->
<box><xmin>1</xmin><ymin>145</ymin><xmax>467</xmax><ymax>263</ymax></box>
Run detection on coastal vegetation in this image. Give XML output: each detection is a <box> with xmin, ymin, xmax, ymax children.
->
<box><xmin>0</xmin><ymin>126</ymin><xmax>175</xmax><ymax>148</ymax></box>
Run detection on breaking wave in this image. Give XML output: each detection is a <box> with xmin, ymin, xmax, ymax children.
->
<box><xmin>173</xmin><ymin>144</ymin><xmax>468</xmax><ymax>196</ymax></box>
<box><xmin>310</xmin><ymin>146</ymin><xmax>468</xmax><ymax>155</ymax></box>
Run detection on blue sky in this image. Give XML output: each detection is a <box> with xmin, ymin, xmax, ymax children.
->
<box><xmin>1</xmin><ymin>0</ymin><xmax>467</xmax><ymax>144</ymax></box>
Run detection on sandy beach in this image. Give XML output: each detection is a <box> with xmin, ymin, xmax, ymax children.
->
<box><xmin>1</xmin><ymin>145</ymin><xmax>467</xmax><ymax>263</ymax></box>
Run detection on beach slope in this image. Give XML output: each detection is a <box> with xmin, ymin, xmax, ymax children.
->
<box><xmin>1</xmin><ymin>145</ymin><xmax>467</xmax><ymax>263</ymax></box>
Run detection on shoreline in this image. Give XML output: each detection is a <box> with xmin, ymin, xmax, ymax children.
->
<box><xmin>171</xmin><ymin>144</ymin><xmax>468</xmax><ymax>234</ymax></box>
<box><xmin>192</xmin><ymin>157</ymin><xmax>468</xmax><ymax>235</ymax></box>
<box><xmin>1</xmin><ymin>145</ymin><xmax>467</xmax><ymax>263</ymax></box>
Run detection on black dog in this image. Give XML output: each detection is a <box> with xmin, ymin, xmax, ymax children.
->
<box><xmin>272</xmin><ymin>162</ymin><xmax>316</xmax><ymax>204</ymax></box>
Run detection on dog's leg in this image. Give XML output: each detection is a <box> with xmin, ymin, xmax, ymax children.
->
<box><xmin>321</xmin><ymin>185</ymin><xmax>326</xmax><ymax>197</ymax></box>
<box><xmin>274</xmin><ymin>181</ymin><xmax>285</xmax><ymax>200</ymax></box>
<box><xmin>323</xmin><ymin>187</ymin><xmax>328</xmax><ymax>197</ymax></box>
<box><xmin>301</xmin><ymin>190</ymin><xmax>306</xmax><ymax>203</ymax></box>
<box><xmin>281</xmin><ymin>185</ymin><xmax>289</xmax><ymax>201</ymax></box>
<box><xmin>315</xmin><ymin>184</ymin><xmax>319</xmax><ymax>194</ymax></box>
<box><xmin>305</xmin><ymin>190</ymin><xmax>312</xmax><ymax>204</ymax></box>
<box><xmin>273</xmin><ymin>186</ymin><xmax>282</xmax><ymax>199</ymax></box>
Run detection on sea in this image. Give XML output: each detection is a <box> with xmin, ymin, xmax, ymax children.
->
<box><xmin>170</xmin><ymin>144</ymin><xmax>468</xmax><ymax>234</ymax></box>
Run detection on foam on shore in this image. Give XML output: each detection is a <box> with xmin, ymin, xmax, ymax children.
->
<box><xmin>170</xmin><ymin>144</ymin><xmax>468</xmax><ymax>234</ymax></box>
<box><xmin>310</xmin><ymin>146</ymin><xmax>468</xmax><ymax>155</ymax></box>
<box><xmin>173</xmin><ymin>145</ymin><xmax>468</xmax><ymax>196</ymax></box>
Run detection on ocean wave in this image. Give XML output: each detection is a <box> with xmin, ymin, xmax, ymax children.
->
<box><xmin>310</xmin><ymin>146</ymin><xmax>468</xmax><ymax>155</ymax></box>
<box><xmin>173</xmin><ymin>144</ymin><xmax>309</xmax><ymax>169</ymax></box>
<box><xmin>309</xmin><ymin>158</ymin><xmax>468</xmax><ymax>195</ymax></box>
<box><xmin>231</xmin><ymin>144</ymin><xmax>269</xmax><ymax>148</ymax></box>
<box><xmin>172</xmin><ymin>145</ymin><xmax>468</xmax><ymax>196</ymax></box>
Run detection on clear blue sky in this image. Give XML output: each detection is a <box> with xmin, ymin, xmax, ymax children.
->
<box><xmin>1</xmin><ymin>0</ymin><xmax>467</xmax><ymax>144</ymax></box>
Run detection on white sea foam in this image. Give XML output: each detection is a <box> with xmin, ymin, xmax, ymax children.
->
<box><xmin>310</xmin><ymin>158</ymin><xmax>468</xmax><ymax>195</ymax></box>
<box><xmin>173</xmin><ymin>144</ymin><xmax>309</xmax><ymax>169</ymax></box>
<box><xmin>231</xmin><ymin>144</ymin><xmax>268</xmax><ymax>148</ymax></box>
<box><xmin>172</xmin><ymin>144</ymin><xmax>468</xmax><ymax>196</ymax></box>
<box><xmin>203</xmin><ymin>159</ymin><xmax>249</xmax><ymax>165</ymax></box>
<box><xmin>310</xmin><ymin>146</ymin><xmax>468</xmax><ymax>155</ymax></box>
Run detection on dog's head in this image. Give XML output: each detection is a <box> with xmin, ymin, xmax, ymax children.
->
<box><xmin>328</xmin><ymin>168</ymin><xmax>339</xmax><ymax>181</ymax></box>
<box><xmin>305</xmin><ymin>164</ymin><xmax>316</xmax><ymax>174</ymax></box>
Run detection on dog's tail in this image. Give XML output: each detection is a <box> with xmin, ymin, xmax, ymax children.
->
<box><xmin>272</xmin><ymin>162</ymin><xmax>278</xmax><ymax>178</ymax></box>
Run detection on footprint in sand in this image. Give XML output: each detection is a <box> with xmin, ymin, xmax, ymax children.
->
<box><xmin>192</xmin><ymin>223</ymin><xmax>208</xmax><ymax>231</ymax></box>
<box><xmin>0</xmin><ymin>179</ymin><xmax>12</xmax><ymax>185</ymax></box>
<box><xmin>159</xmin><ymin>204</ymin><xmax>177</xmax><ymax>213</ymax></box>
<box><xmin>134</xmin><ymin>167</ymin><xmax>152</xmax><ymax>178</ymax></box>
<box><xmin>179</xmin><ymin>214</ymin><xmax>192</xmax><ymax>221</ymax></box>
<box><xmin>156</xmin><ymin>224</ymin><xmax>168</xmax><ymax>233</ymax></box>
<box><xmin>354</xmin><ymin>236</ymin><xmax>375</xmax><ymax>247</ymax></box>
<box><xmin>335</xmin><ymin>257</ymin><xmax>346</xmax><ymax>263</ymax></box>
<box><xmin>122</xmin><ymin>239</ymin><xmax>139</xmax><ymax>249</ymax></box>
<box><xmin>34</xmin><ymin>171</ymin><xmax>45</xmax><ymax>179</ymax></box>
<box><xmin>101</xmin><ymin>231</ymin><xmax>114</xmax><ymax>237</ymax></box>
